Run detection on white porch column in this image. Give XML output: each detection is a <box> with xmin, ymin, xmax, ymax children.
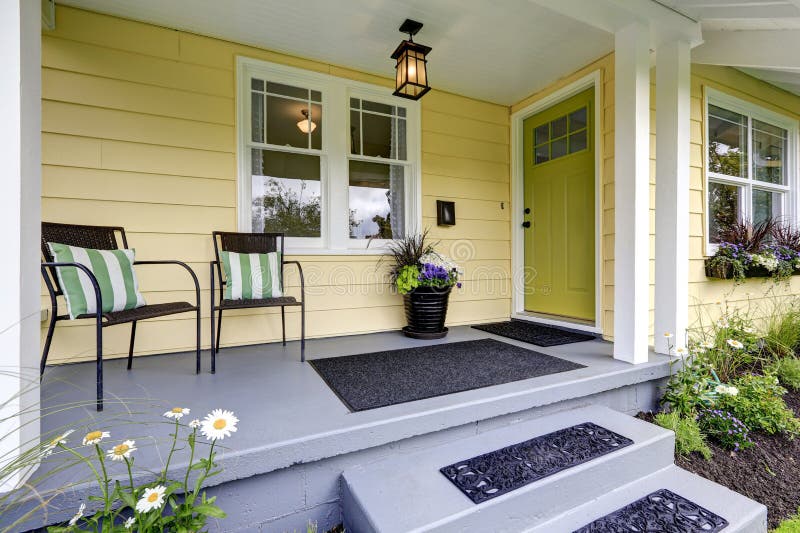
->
<box><xmin>654</xmin><ymin>40</ymin><xmax>691</xmax><ymax>355</ymax></box>
<box><xmin>0</xmin><ymin>0</ymin><xmax>42</xmax><ymax>490</ymax></box>
<box><xmin>613</xmin><ymin>23</ymin><xmax>651</xmax><ymax>364</ymax></box>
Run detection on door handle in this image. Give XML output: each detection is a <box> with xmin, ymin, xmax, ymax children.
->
<box><xmin>524</xmin><ymin>208</ymin><xmax>531</xmax><ymax>214</ymax></box>
<box><xmin>522</xmin><ymin>221</ymin><xmax>531</xmax><ymax>229</ymax></box>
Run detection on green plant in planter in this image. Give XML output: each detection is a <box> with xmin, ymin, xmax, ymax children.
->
<box><xmin>716</xmin><ymin>373</ymin><xmax>800</xmax><ymax>436</ymax></box>
<box><xmin>384</xmin><ymin>231</ymin><xmax>462</xmax><ymax>295</ymax></box>
<box><xmin>395</xmin><ymin>265</ymin><xmax>420</xmax><ymax>295</ymax></box>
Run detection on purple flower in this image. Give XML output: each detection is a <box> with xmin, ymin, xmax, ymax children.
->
<box><xmin>456</xmin><ymin>282</ymin><xmax>462</xmax><ymax>288</ymax></box>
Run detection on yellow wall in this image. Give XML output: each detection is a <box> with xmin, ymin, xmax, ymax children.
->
<box><xmin>511</xmin><ymin>54</ymin><xmax>616</xmax><ymax>339</ymax></box>
<box><xmin>41</xmin><ymin>6</ymin><xmax>511</xmax><ymax>363</ymax></box>
<box><xmin>688</xmin><ymin>65</ymin><xmax>800</xmax><ymax>330</ymax></box>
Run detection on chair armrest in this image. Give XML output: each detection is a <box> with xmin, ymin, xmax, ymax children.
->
<box><xmin>134</xmin><ymin>260</ymin><xmax>201</xmax><ymax>309</ymax></box>
<box><xmin>283</xmin><ymin>260</ymin><xmax>305</xmax><ymax>301</ymax></box>
<box><xmin>41</xmin><ymin>262</ymin><xmax>103</xmax><ymax>319</ymax></box>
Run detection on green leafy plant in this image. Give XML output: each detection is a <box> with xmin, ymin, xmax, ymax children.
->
<box><xmin>774</xmin><ymin>509</ymin><xmax>800</xmax><ymax>533</ymax></box>
<box><xmin>717</xmin><ymin>373</ymin><xmax>800</xmax><ymax>436</ymax></box>
<box><xmin>45</xmin><ymin>407</ymin><xmax>237</xmax><ymax>532</ymax></box>
<box><xmin>661</xmin><ymin>353</ymin><xmax>719</xmax><ymax>418</ymax></box>
<box><xmin>654</xmin><ymin>412</ymin><xmax>712</xmax><ymax>460</ymax></box>
<box><xmin>773</xmin><ymin>358</ymin><xmax>800</xmax><ymax>391</ymax></box>
<box><xmin>395</xmin><ymin>265</ymin><xmax>420</xmax><ymax>295</ymax></box>
<box><xmin>383</xmin><ymin>230</ymin><xmax>433</xmax><ymax>283</ymax></box>
<box><xmin>699</xmin><ymin>409</ymin><xmax>753</xmax><ymax>452</ymax></box>
<box><xmin>383</xmin><ymin>231</ymin><xmax>462</xmax><ymax>295</ymax></box>
<box><xmin>763</xmin><ymin>309</ymin><xmax>800</xmax><ymax>360</ymax></box>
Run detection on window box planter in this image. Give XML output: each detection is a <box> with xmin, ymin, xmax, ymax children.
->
<box><xmin>704</xmin><ymin>259</ymin><xmax>799</xmax><ymax>280</ymax></box>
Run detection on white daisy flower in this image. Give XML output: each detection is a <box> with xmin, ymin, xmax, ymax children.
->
<box><xmin>663</xmin><ymin>332</ymin><xmax>673</xmax><ymax>338</ymax></box>
<box><xmin>726</xmin><ymin>339</ymin><xmax>744</xmax><ymax>349</ymax></box>
<box><xmin>68</xmin><ymin>503</ymin><xmax>85</xmax><ymax>526</ymax></box>
<box><xmin>124</xmin><ymin>516</ymin><xmax>135</xmax><ymax>529</ymax></box>
<box><xmin>163</xmin><ymin>407</ymin><xmax>190</xmax><ymax>420</ymax></box>
<box><xmin>44</xmin><ymin>429</ymin><xmax>74</xmax><ymax>456</ymax></box>
<box><xmin>135</xmin><ymin>485</ymin><xmax>166</xmax><ymax>513</ymax></box>
<box><xmin>82</xmin><ymin>430</ymin><xmax>110</xmax><ymax>446</ymax></box>
<box><xmin>107</xmin><ymin>440</ymin><xmax>137</xmax><ymax>461</ymax></box>
<box><xmin>200</xmin><ymin>409</ymin><xmax>239</xmax><ymax>441</ymax></box>
<box><xmin>743</xmin><ymin>326</ymin><xmax>755</xmax><ymax>334</ymax></box>
<box><xmin>700</xmin><ymin>341</ymin><xmax>714</xmax><ymax>349</ymax></box>
<box><xmin>716</xmin><ymin>317</ymin><xmax>729</xmax><ymax>328</ymax></box>
<box><xmin>675</xmin><ymin>347</ymin><xmax>688</xmax><ymax>356</ymax></box>
<box><xmin>189</xmin><ymin>419</ymin><xmax>201</xmax><ymax>429</ymax></box>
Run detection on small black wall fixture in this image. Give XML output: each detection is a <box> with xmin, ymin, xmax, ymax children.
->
<box><xmin>437</xmin><ymin>200</ymin><xmax>456</xmax><ymax>226</ymax></box>
<box><xmin>391</xmin><ymin>19</ymin><xmax>432</xmax><ymax>100</ymax></box>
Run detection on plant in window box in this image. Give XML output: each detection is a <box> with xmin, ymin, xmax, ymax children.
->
<box><xmin>705</xmin><ymin>218</ymin><xmax>783</xmax><ymax>281</ymax></box>
<box><xmin>384</xmin><ymin>231</ymin><xmax>462</xmax><ymax>339</ymax></box>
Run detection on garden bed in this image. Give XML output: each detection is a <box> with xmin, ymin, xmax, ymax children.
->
<box><xmin>639</xmin><ymin>388</ymin><xmax>800</xmax><ymax>529</ymax></box>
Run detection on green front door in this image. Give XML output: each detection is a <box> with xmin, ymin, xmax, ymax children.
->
<box><xmin>522</xmin><ymin>88</ymin><xmax>595</xmax><ymax>321</ymax></box>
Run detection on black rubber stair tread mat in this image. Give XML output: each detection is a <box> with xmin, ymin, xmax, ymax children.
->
<box><xmin>472</xmin><ymin>320</ymin><xmax>596</xmax><ymax>347</ymax></box>
<box><xmin>573</xmin><ymin>488</ymin><xmax>729</xmax><ymax>532</ymax></box>
<box><xmin>440</xmin><ymin>422</ymin><xmax>633</xmax><ymax>504</ymax></box>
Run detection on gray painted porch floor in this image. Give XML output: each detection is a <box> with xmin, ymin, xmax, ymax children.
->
<box><xmin>11</xmin><ymin>326</ymin><xmax>672</xmax><ymax>529</ymax></box>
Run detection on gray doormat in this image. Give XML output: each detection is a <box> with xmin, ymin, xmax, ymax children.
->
<box><xmin>472</xmin><ymin>320</ymin><xmax>596</xmax><ymax>347</ymax></box>
<box><xmin>308</xmin><ymin>338</ymin><xmax>584</xmax><ymax>412</ymax></box>
<box><xmin>440</xmin><ymin>422</ymin><xmax>632</xmax><ymax>504</ymax></box>
<box><xmin>573</xmin><ymin>488</ymin><xmax>729</xmax><ymax>532</ymax></box>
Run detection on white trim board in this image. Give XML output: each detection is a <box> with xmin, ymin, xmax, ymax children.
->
<box><xmin>510</xmin><ymin>71</ymin><xmax>603</xmax><ymax>334</ymax></box>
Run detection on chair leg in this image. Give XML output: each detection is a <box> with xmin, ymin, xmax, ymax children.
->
<box><xmin>41</xmin><ymin>309</ymin><xmax>58</xmax><ymax>377</ymax></box>
<box><xmin>281</xmin><ymin>307</ymin><xmax>286</xmax><ymax>346</ymax></box>
<box><xmin>96</xmin><ymin>319</ymin><xmax>104</xmax><ymax>412</ymax></box>
<box><xmin>195</xmin><ymin>308</ymin><xmax>201</xmax><ymax>374</ymax></box>
<box><xmin>210</xmin><ymin>303</ymin><xmax>216</xmax><ymax>375</ymax></box>
<box><xmin>127</xmin><ymin>321</ymin><xmax>137</xmax><ymax>370</ymax></box>
<box><xmin>216</xmin><ymin>309</ymin><xmax>223</xmax><ymax>353</ymax></box>
<box><xmin>300</xmin><ymin>302</ymin><xmax>306</xmax><ymax>363</ymax></box>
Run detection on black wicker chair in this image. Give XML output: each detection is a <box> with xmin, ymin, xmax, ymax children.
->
<box><xmin>41</xmin><ymin>222</ymin><xmax>202</xmax><ymax>411</ymax></box>
<box><xmin>210</xmin><ymin>231</ymin><xmax>305</xmax><ymax>371</ymax></box>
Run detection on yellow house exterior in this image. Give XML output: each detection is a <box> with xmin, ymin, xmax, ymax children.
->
<box><xmin>41</xmin><ymin>6</ymin><xmax>800</xmax><ymax>363</ymax></box>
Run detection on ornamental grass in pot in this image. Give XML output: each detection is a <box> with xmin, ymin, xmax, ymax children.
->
<box><xmin>384</xmin><ymin>231</ymin><xmax>462</xmax><ymax>339</ymax></box>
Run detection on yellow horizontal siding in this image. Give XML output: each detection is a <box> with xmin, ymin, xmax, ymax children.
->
<box><xmin>41</xmin><ymin>6</ymin><xmax>511</xmax><ymax>362</ymax></box>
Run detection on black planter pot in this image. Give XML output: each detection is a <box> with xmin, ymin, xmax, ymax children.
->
<box><xmin>402</xmin><ymin>286</ymin><xmax>451</xmax><ymax>339</ymax></box>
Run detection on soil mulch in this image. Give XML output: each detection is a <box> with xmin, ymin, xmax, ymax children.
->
<box><xmin>638</xmin><ymin>389</ymin><xmax>800</xmax><ymax>529</ymax></box>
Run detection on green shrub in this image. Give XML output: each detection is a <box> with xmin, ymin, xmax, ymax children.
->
<box><xmin>698</xmin><ymin>409</ymin><xmax>753</xmax><ymax>452</ymax></box>
<box><xmin>717</xmin><ymin>373</ymin><xmax>800</xmax><ymax>436</ymax></box>
<box><xmin>773</xmin><ymin>511</ymin><xmax>800</xmax><ymax>533</ymax></box>
<box><xmin>654</xmin><ymin>412</ymin><xmax>712</xmax><ymax>460</ymax></box>
<box><xmin>774</xmin><ymin>358</ymin><xmax>800</xmax><ymax>391</ymax></box>
<box><xmin>661</xmin><ymin>355</ymin><xmax>718</xmax><ymax>418</ymax></box>
<box><xmin>764</xmin><ymin>310</ymin><xmax>800</xmax><ymax>360</ymax></box>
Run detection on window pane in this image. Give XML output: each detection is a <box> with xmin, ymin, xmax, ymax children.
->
<box><xmin>569</xmin><ymin>107</ymin><xmax>587</xmax><ymax>132</ymax></box>
<box><xmin>362</xmin><ymin>112</ymin><xmax>392</xmax><ymax>158</ymax></box>
<box><xmin>265</xmin><ymin>96</ymin><xmax>322</xmax><ymax>149</ymax></box>
<box><xmin>551</xmin><ymin>137</ymin><xmax>567</xmax><ymax>159</ymax></box>
<box><xmin>708</xmin><ymin>181</ymin><xmax>741</xmax><ymax>243</ymax></box>
<box><xmin>251</xmin><ymin>91</ymin><xmax>264</xmax><ymax>143</ymax></box>
<box><xmin>753</xmin><ymin>189</ymin><xmax>782</xmax><ymax>226</ymax></box>
<box><xmin>708</xmin><ymin>104</ymin><xmax>747</xmax><ymax>178</ymax></box>
<box><xmin>251</xmin><ymin>149</ymin><xmax>321</xmax><ymax>237</ymax></box>
<box><xmin>363</xmin><ymin>101</ymin><xmax>395</xmax><ymax>115</ymax></box>
<box><xmin>266</xmin><ymin>81</ymin><xmax>308</xmax><ymax>99</ymax></box>
<box><xmin>535</xmin><ymin>124</ymin><xmax>549</xmax><ymax>146</ymax></box>
<box><xmin>535</xmin><ymin>144</ymin><xmax>549</xmax><ymax>164</ymax></box>
<box><xmin>350</xmin><ymin>110</ymin><xmax>361</xmax><ymax>154</ymax></box>
<box><xmin>753</xmin><ymin>119</ymin><xmax>787</xmax><ymax>185</ymax></box>
<box><xmin>551</xmin><ymin>116</ymin><xmax>567</xmax><ymax>139</ymax></box>
<box><xmin>349</xmin><ymin>160</ymin><xmax>405</xmax><ymax>239</ymax></box>
<box><xmin>310</xmin><ymin>90</ymin><xmax>322</xmax><ymax>102</ymax></box>
<box><xmin>397</xmin><ymin>118</ymin><xmax>407</xmax><ymax>160</ymax></box>
<box><xmin>350</xmin><ymin>98</ymin><xmax>360</xmax><ymax>109</ymax></box>
<box><xmin>569</xmin><ymin>130</ymin><xmax>587</xmax><ymax>153</ymax></box>
<box><xmin>251</xmin><ymin>79</ymin><xmax>264</xmax><ymax>91</ymax></box>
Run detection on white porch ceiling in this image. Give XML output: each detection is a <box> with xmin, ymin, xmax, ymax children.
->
<box><xmin>56</xmin><ymin>0</ymin><xmax>615</xmax><ymax>106</ymax></box>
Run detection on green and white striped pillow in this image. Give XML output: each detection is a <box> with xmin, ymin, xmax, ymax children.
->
<box><xmin>47</xmin><ymin>243</ymin><xmax>146</xmax><ymax>320</ymax></box>
<box><xmin>221</xmin><ymin>251</ymin><xmax>283</xmax><ymax>300</ymax></box>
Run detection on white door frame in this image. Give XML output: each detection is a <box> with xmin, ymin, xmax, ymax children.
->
<box><xmin>510</xmin><ymin>71</ymin><xmax>602</xmax><ymax>334</ymax></box>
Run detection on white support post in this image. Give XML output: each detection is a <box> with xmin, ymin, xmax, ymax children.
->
<box><xmin>0</xmin><ymin>0</ymin><xmax>42</xmax><ymax>491</ymax></box>
<box><xmin>654</xmin><ymin>40</ymin><xmax>691</xmax><ymax>355</ymax></box>
<box><xmin>613</xmin><ymin>23</ymin><xmax>651</xmax><ymax>364</ymax></box>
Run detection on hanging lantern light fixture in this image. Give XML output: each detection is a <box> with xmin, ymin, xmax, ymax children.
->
<box><xmin>391</xmin><ymin>19</ymin><xmax>432</xmax><ymax>100</ymax></box>
<box><xmin>296</xmin><ymin>109</ymin><xmax>317</xmax><ymax>134</ymax></box>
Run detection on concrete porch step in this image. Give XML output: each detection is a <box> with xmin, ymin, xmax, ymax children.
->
<box><xmin>528</xmin><ymin>464</ymin><xmax>767</xmax><ymax>533</ymax></box>
<box><xmin>341</xmin><ymin>404</ymin><xmax>676</xmax><ymax>533</ymax></box>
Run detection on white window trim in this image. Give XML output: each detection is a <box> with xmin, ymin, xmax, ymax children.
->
<box><xmin>704</xmin><ymin>87</ymin><xmax>800</xmax><ymax>254</ymax></box>
<box><xmin>236</xmin><ymin>56</ymin><xmax>421</xmax><ymax>255</ymax></box>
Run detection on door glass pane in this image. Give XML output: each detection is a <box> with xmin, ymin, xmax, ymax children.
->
<box><xmin>569</xmin><ymin>107</ymin><xmax>587</xmax><ymax>132</ymax></box>
<box><xmin>349</xmin><ymin>161</ymin><xmax>405</xmax><ymax>239</ymax></box>
<box><xmin>753</xmin><ymin>189</ymin><xmax>782</xmax><ymax>226</ymax></box>
<box><xmin>708</xmin><ymin>181</ymin><xmax>741</xmax><ymax>243</ymax></box>
<box><xmin>551</xmin><ymin>137</ymin><xmax>567</xmax><ymax>159</ymax></box>
<box><xmin>551</xmin><ymin>116</ymin><xmax>567</xmax><ymax>139</ymax></box>
<box><xmin>753</xmin><ymin>119</ymin><xmax>787</xmax><ymax>185</ymax></box>
<box><xmin>535</xmin><ymin>144</ymin><xmax>549</xmax><ymax>164</ymax></box>
<box><xmin>535</xmin><ymin>124</ymin><xmax>549</xmax><ymax>146</ymax></box>
<box><xmin>708</xmin><ymin>104</ymin><xmax>747</xmax><ymax>178</ymax></box>
<box><xmin>251</xmin><ymin>149</ymin><xmax>321</xmax><ymax>237</ymax></box>
<box><xmin>251</xmin><ymin>91</ymin><xmax>264</xmax><ymax>143</ymax></box>
<box><xmin>266</xmin><ymin>95</ymin><xmax>322</xmax><ymax>149</ymax></box>
<box><xmin>569</xmin><ymin>130</ymin><xmax>587</xmax><ymax>153</ymax></box>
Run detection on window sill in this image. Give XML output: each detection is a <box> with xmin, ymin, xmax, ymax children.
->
<box><xmin>284</xmin><ymin>247</ymin><xmax>392</xmax><ymax>257</ymax></box>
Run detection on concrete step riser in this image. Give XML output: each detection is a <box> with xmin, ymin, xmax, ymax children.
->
<box><xmin>342</xmin><ymin>405</ymin><xmax>677</xmax><ymax>533</ymax></box>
